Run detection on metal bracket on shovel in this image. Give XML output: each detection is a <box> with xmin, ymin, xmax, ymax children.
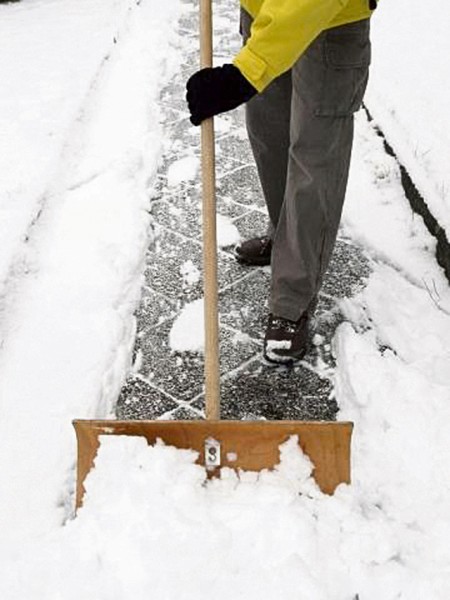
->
<box><xmin>205</xmin><ymin>437</ymin><xmax>221</xmax><ymax>470</ymax></box>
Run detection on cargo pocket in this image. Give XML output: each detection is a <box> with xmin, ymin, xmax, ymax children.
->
<box><xmin>239</xmin><ymin>8</ymin><xmax>252</xmax><ymax>45</ymax></box>
<box><xmin>315</xmin><ymin>19</ymin><xmax>371</xmax><ymax>117</ymax></box>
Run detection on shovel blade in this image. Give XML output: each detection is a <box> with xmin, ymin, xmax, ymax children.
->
<box><xmin>73</xmin><ymin>420</ymin><xmax>353</xmax><ymax>509</ymax></box>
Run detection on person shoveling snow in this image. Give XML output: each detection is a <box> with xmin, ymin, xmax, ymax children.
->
<box><xmin>186</xmin><ymin>0</ymin><xmax>377</xmax><ymax>365</ymax></box>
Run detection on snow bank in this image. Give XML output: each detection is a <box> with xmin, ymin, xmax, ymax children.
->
<box><xmin>0</xmin><ymin>0</ymin><xmax>133</xmax><ymax>289</ymax></box>
<box><xmin>344</xmin><ymin>113</ymin><xmax>450</xmax><ymax>312</ymax></box>
<box><xmin>335</xmin><ymin>321</ymin><xmax>450</xmax><ymax>600</ymax></box>
<box><xmin>0</xmin><ymin>0</ymin><xmax>184</xmax><ymax>549</ymax></box>
<box><xmin>366</xmin><ymin>1</ymin><xmax>450</xmax><ymax>238</ymax></box>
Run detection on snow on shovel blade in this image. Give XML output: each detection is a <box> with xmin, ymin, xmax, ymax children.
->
<box><xmin>73</xmin><ymin>420</ymin><xmax>353</xmax><ymax>509</ymax></box>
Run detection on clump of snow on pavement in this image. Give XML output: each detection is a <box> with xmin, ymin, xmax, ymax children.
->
<box><xmin>180</xmin><ymin>259</ymin><xmax>201</xmax><ymax>287</ymax></box>
<box><xmin>217</xmin><ymin>213</ymin><xmax>240</xmax><ymax>247</ymax></box>
<box><xmin>0</xmin><ymin>436</ymin><xmax>385</xmax><ymax>600</ymax></box>
<box><xmin>169</xmin><ymin>298</ymin><xmax>204</xmax><ymax>352</ymax></box>
<box><xmin>167</xmin><ymin>154</ymin><xmax>199</xmax><ymax>186</ymax></box>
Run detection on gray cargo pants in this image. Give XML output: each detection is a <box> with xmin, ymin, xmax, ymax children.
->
<box><xmin>240</xmin><ymin>10</ymin><xmax>371</xmax><ymax>321</ymax></box>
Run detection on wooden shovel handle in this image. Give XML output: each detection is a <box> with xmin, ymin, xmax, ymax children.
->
<box><xmin>200</xmin><ymin>0</ymin><xmax>220</xmax><ymax>419</ymax></box>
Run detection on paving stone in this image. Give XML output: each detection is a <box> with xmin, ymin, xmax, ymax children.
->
<box><xmin>136</xmin><ymin>288</ymin><xmax>178</xmax><ymax>334</ymax></box>
<box><xmin>151</xmin><ymin>193</ymin><xmax>202</xmax><ymax>240</ymax></box>
<box><xmin>217</xmin><ymin>165</ymin><xmax>265</xmax><ymax>209</ymax></box>
<box><xmin>137</xmin><ymin>319</ymin><xmax>261</xmax><ymax>403</ymax></box>
<box><xmin>157</xmin><ymin>104</ymin><xmax>186</xmax><ymax>127</ymax></box>
<box><xmin>192</xmin><ymin>359</ymin><xmax>336</xmax><ymax>421</ymax></box>
<box><xmin>161</xmin><ymin>83</ymin><xmax>189</xmax><ymax>114</ymax></box>
<box><xmin>138</xmin><ymin>320</ymin><xmax>205</xmax><ymax>402</ymax></box>
<box><xmin>165</xmin><ymin>115</ymin><xmax>199</xmax><ymax>146</ymax></box>
<box><xmin>158</xmin><ymin>145</ymin><xmax>244</xmax><ymax>183</ymax></box>
<box><xmin>144</xmin><ymin>232</ymin><xmax>204</xmax><ymax>304</ymax></box>
<box><xmin>322</xmin><ymin>239</ymin><xmax>371</xmax><ymax>298</ymax></box>
<box><xmin>116</xmin><ymin>375</ymin><xmax>178</xmax><ymax>420</ymax></box>
<box><xmin>168</xmin><ymin>406</ymin><xmax>203</xmax><ymax>421</ymax></box>
<box><xmin>231</xmin><ymin>209</ymin><xmax>269</xmax><ymax>242</ymax></box>
<box><xmin>219</xmin><ymin>269</ymin><xmax>270</xmax><ymax>341</ymax></box>
<box><xmin>214</xmin><ymin>111</ymin><xmax>246</xmax><ymax>138</ymax></box>
<box><xmin>219</xmin><ymin>325</ymin><xmax>261</xmax><ymax>373</ymax></box>
<box><xmin>215</xmin><ymin>192</ymin><xmax>254</xmax><ymax>220</ymax></box>
<box><xmin>216</xmin><ymin>128</ymin><xmax>254</xmax><ymax>162</ymax></box>
<box><xmin>144</xmin><ymin>229</ymin><xmax>248</xmax><ymax>304</ymax></box>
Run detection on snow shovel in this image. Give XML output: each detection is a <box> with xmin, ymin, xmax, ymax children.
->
<box><xmin>73</xmin><ymin>0</ymin><xmax>353</xmax><ymax>510</ymax></box>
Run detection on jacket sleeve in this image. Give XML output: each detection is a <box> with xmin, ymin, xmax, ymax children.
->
<box><xmin>233</xmin><ymin>0</ymin><xmax>350</xmax><ymax>92</ymax></box>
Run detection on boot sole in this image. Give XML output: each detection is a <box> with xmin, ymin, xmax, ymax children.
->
<box><xmin>234</xmin><ymin>253</ymin><xmax>271</xmax><ymax>267</ymax></box>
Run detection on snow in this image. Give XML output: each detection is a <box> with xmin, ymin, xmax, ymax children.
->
<box><xmin>0</xmin><ymin>0</ymin><xmax>134</xmax><ymax>288</ymax></box>
<box><xmin>167</xmin><ymin>154</ymin><xmax>199</xmax><ymax>186</ymax></box>
<box><xmin>366</xmin><ymin>1</ymin><xmax>450</xmax><ymax>238</ymax></box>
<box><xmin>0</xmin><ymin>0</ymin><xmax>184</xmax><ymax>549</ymax></box>
<box><xmin>1</xmin><ymin>0</ymin><xmax>450</xmax><ymax>597</ymax></box>
<box><xmin>344</xmin><ymin>113</ymin><xmax>450</xmax><ymax>311</ymax></box>
<box><xmin>180</xmin><ymin>259</ymin><xmax>201</xmax><ymax>287</ymax></box>
<box><xmin>4</xmin><ymin>428</ymin><xmax>450</xmax><ymax>598</ymax></box>
<box><xmin>216</xmin><ymin>213</ymin><xmax>241</xmax><ymax>247</ymax></box>
<box><xmin>264</xmin><ymin>339</ymin><xmax>293</xmax><ymax>363</ymax></box>
<box><xmin>169</xmin><ymin>297</ymin><xmax>204</xmax><ymax>352</ymax></box>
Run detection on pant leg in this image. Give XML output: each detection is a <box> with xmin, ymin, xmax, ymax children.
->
<box><xmin>240</xmin><ymin>8</ymin><xmax>292</xmax><ymax>236</ymax></box>
<box><xmin>271</xmin><ymin>19</ymin><xmax>371</xmax><ymax>321</ymax></box>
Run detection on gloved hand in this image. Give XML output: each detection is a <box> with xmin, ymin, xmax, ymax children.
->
<box><xmin>186</xmin><ymin>64</ymin><xmax>257</xmax><ymax>126</ymax></box>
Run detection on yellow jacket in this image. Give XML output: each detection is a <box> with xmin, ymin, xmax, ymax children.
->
<box><xmin>233</xmin><ymin>0</ymin><xmax>373</xmax><ymax>92</ymax></box>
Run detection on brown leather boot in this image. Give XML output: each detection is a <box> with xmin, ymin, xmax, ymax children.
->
<box><xmin>234</xmin><ymin>236</ymin><xmax>272</xmax><ymax>266</ymax></box>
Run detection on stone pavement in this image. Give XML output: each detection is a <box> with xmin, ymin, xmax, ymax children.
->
<box><xmin>115</xmin><ymin>0</ymin><xmax>370</xmax><ymax>422</ymax></box>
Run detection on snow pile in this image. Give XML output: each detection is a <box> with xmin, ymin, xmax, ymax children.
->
<box><xmin>4</xmin><ymin>425</ymin><xmax>449</xmax><ymax>599</ymax></box>
<box><xmin>367</xmin><ymin>0</ymin><xmax>450</xmax><ymax>237</ymax></box>
<box><xmin>0</xmin><ymin>436</ymin><xmax>407</xmax><ymax>599</ymax></box>
<box><xmin>334</xmin><ymin>296</ymin><xmax>450</xmax><ymax>599</ymax></box>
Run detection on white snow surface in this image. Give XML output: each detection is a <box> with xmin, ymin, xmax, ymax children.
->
<box><xmin>0</xmin><ymin>0</ymin><xmax>184</xmax><ymax>550</ymax></box>
<box><xmin>367</xmin><ymin>1</ymin><xmax>450</xmax><ymax>237</ymax></box>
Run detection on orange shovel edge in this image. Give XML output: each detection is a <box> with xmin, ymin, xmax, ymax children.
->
<box><xmin>73</xmin><ymin>419</ymin><xmax>353</xmax><ymax>509</ymax></box>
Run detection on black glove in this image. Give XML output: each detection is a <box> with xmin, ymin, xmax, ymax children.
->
<box><xmin>186</xmin><ymin>64</ymin><xmax>257</xmax><ymax>126</ymax></box>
